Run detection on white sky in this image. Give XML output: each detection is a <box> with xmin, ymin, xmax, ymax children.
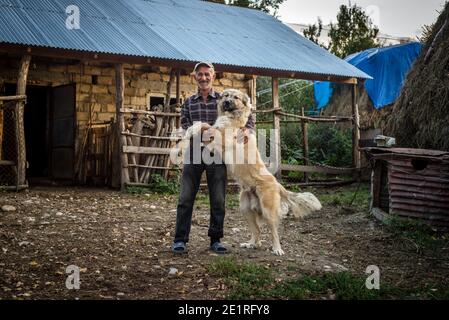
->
<box><xmin>277</xmin><ymin>0</ymin><xmax>446</xmax><ymax>38</ymax></box>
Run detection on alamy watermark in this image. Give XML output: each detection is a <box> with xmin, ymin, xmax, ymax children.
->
<box><xmin>66</xmin><ymin>5</ymin><xmax>80</xmax><ymax>30</ymax></box>
<box><xmin>365</xmin><ymin>265</ymin><xmax>380</xmax><ymax>290</ymax></box>
<box><xmin>66</xmin><ymin>265</ymin><xmax>80</xmax><ymax>290</ymax></box>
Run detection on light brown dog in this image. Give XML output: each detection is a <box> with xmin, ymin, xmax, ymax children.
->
<box><xmin>209</xmin><ymin>89</ymin><xmax>322</xmax><ymax>256</ymax></box>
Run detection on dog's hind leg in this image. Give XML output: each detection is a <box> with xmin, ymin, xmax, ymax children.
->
<box><xmin>239</xmin><ymin>190</ymin><xmax>262</xmax><ymax>249</ymax></box>
<box><xmin>259</xmin><ymin>191</ymin><xmax>284</xmax><ymax>256</ymax></box>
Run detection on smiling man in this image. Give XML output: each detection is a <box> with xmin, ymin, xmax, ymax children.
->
<box><xmin>172</xmin><ymin>62</ymin><xmax>254</xmax><ymax>254</ymax></box>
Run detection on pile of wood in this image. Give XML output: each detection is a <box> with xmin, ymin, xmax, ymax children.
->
<box><xmin>120</xmin><ymin>104</ymin><xmax>182</xmax><ymax>186</ymax></box>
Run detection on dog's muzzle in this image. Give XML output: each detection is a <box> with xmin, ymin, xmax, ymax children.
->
<box><xmin>223</xmin><ymin>100</ymin><xmax>234</xmax><ymax>112</ymax></box>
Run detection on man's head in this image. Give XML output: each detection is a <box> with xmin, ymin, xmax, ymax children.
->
<box><xmin>194</xmin><ymin>61</ymin><xmax>215</xmax><ymax>92</ymax></box>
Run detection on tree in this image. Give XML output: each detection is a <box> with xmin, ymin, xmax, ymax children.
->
<box><xmin>203</xmin><ymin>0</ymin><xmax>285</xmax><ymax>16</ymax></box>
<box><xmin>303</xmin><ymin>17</ymin><xmax>327</xmax><ymax>48</ymax></box>
<box><xmin>328</xmin><ymin>3</ymin><xmax>379</xmax><ymax>58</ymax></box>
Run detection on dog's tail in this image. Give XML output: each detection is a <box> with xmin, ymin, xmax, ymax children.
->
<box><xmin>279</xmin><ymin>185</ymin><xmax>322</xmax><ymax>218</ymax></box>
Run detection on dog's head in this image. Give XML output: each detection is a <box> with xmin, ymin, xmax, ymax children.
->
<box><xmin>217</xmin><ymin>89</ymin><xmax>252</xmax><ymax>118</ymax></box>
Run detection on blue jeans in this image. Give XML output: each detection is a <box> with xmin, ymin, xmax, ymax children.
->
<box><xmin>174</xmin><ymin>161</ymin><xmax>227</xmax><ymax>243</ymax></box>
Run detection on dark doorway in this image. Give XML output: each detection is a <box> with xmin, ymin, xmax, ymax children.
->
<box><xmin>5</xmin><ymin>84</ymin><xmax>50</xmax><ymax>178</ymax></box>
<box><xmin>4</xmin><ymin>84</ymin><xmax>76</xmax><ymax>183</ymax></box>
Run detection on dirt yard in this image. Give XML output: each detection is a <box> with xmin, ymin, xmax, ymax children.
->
<box><xmin>1</xmin><ymin>184</ymin><xmax>449</xmax><ymax>300</ymax></box>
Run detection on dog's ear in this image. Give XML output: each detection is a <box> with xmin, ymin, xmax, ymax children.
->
<box><xmin>242</xmin><ymin>93</ymin><xmax>253</xmax><ymax>110</ymax></box>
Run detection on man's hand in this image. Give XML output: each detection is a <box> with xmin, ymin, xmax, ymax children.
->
<box><xmin>201</xmin><ymin>123</ymin><xmax>215</xmax><ymax>142</ymax></box>
<box><xmin>237</xmin><ymin>127</ymin><xmax>250</xmax><ymax>144</ymax></box>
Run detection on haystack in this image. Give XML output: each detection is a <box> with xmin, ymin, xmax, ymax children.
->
<box><xmin>383</xmin><ymin>3</ymin><xmax>449</xmax><ymax>151</ymax></box>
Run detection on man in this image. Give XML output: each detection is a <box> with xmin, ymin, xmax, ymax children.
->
<box><xmin>172</xmin><ymin>61</ymin><xmax>254</xmax><ymax>254</ymax></box>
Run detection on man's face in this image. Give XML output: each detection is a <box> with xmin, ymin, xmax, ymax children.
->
<box><xmin>195</xmin><ymin>66</ymin><xmax>215</xmax><ymax>91</ymax></box>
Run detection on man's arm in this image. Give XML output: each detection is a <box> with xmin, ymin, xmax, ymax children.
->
<box><xmin>180</xmin><ymin>98</ymin><xmax>193</xmax><ymax>131</ymax></box>
<box><xmin>244</xmin><ymin>112</ymin><xmax>255</xmax><ymax>130</ymax></box>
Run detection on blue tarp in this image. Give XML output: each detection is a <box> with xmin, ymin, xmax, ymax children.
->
<box><xmin>314</xmin><ymin>42</ymin><xmax>423</xmax><ymax>110</ymax></box>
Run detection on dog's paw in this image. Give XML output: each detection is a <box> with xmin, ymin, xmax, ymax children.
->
<box><xmin>272</xmin><ymin>248</ymin><xmax>285</xmax><ymax>256</ymax></box>
<box><xmin>240</xmin><ymin>242</ymin><xmax>256</xmax><ymax>249</ymax></box>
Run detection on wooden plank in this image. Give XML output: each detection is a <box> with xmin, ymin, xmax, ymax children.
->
<box><xmin>0</xmin><ymin>160</ymin><xmax>15</xmax><ymax>166</ymax></box>
<box><xmin>272</xmin><ymin>77</ymin><xmax>281</xmax><ymax>179</ymax></box>
<box><xmin>123</xmin><ymin>146</ymin><xmax>175</xmax><ymax>155</ymax></box>
<box><xmin>121</xmin><ymin>132</ymin><xmax>181</xmax><ymax>141</ymax></box>
<box><xmin>280</xmin><ymin>164</ymin><xmax>356</xmax><ymax>175</ymax></box>
<box><xmin>176</xmin><ymin>69</ymin><xmax>181</xmax><ymax>105</ymax></box>
<box><xmin>371</xmin><ymin>161</ymin><xmax>383</xmax><ymax>209</ymax></box>
<box><xmin>0</xmin><ymin>95</ymin><xmax>27</xmax><ymax>101</ymax></box>
<box><xmin>115</xmin><ymin>63</ymin><xmax>130</xmax><ymax>190</ymax></box>
<box><xmin>276</xmin><ymin>111</ymin><xmax>352</xmax><ymax>122</ymax></box>
<box><xmin>352</xmin><ymin>84</ymin><xmax>361</xmax><ymax>177</ymax></box>
<box><xmin>125</xmin><ymin>164</ymin><xmax>178</xmax><ymax>170</ymax></box>
<box><xmin>120</xmin><ymin>108</ymin><xmax>180</xmax><ymax>117</ymax></box>
<box><xmin>15</xmin><ymin>54</ymin><xmax>31</xmax><ymax>187</ymax></box>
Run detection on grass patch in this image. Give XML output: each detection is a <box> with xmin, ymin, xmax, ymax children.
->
<box><xmin>318</xmin><ymin>183</ymin><xmax>370</xmax><ymax>210</ymax></box>
<box><xmin>208</xmin><ymin>257</ymin><xmax>272</xmax><ymax>299</ymax></box>
<box><xmin>270</xmin><ymin>272</ymin><xmax>398</xmax><ymax>300</ymax></box>
<box><xmin>208</xmin><ymin>258</ymin><xmax>399</xmax><ymax>300</ymax></box>
<box><xmin>385</xmin><ymin>216</ymin><xmax>449</xmax><ymax>252</ymax></box>
<box><xmin>125</xmin><ymin>174</ymin><xmax>179</xmax><ymax>195</ymax></box>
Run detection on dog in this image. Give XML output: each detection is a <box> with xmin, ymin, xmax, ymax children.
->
<box><xmin>208</xmin><ymin>89</ymin><xmax>322</xmax><ymax>256</ymax></box>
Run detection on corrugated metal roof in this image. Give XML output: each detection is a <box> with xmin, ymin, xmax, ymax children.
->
<box><xmin>0</xmin><ymin>0</ymin><xmax>371</xmax><ymax>79</ymax></box>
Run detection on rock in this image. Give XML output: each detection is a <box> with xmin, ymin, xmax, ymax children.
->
<box><xmin>117</xmin><ymin>292</ymin><xmax>125</xmax><ymax>296</ymax></box>
<box><xmin>1</xmin><ymin>205</ymin><xmax>16</xmax><ymax>212</ymax></box>
<box><xmin>150</xmin><ymin>205</ymin><xmax>157</xmax><ymax>210</ymax></box>
<box><xmin>18</xmin><ymin>241</ymin><xmax>31</xmax><ymax>247</ymax></box>
<box><xmin>231</xmin><ymin>228</ymin><xmax>240</xmax><ymax>233</ymax></box>
<box><xmin>168</xmin><ymin>267</ymin><xmax>178</xmax><ymax>276</ymax></box>
<box><xmin>55</xmin><ymin>212</ymin><xmax>64</xmax><ymax>216</ymax></box>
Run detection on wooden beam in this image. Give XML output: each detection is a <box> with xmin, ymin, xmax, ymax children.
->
<box><xmin>280</xmin><ymin>164</ymin><xmax>356</xmax><ymax>175</ymax></box>
<box><xmin>120</xmin><ymin>108</ymin><xmax>180</xmax><ymax>117</ymax></box>
<box><xmin>176</xmin><ymin>69</ymin><xmax>181</xmax><ymax>105</ymax></box>
<box><xmin>272</xmin><ymin>77</ymin><xmax>281</xmax><ymax>178</ymax></box>
<box><xmin>15</xmin><ymin>54</ymin><xmax>31</xmax><ymax>187</ymax></box>
<box><xmin>115</xmin><ymin>63</ymin><xmax>130</xmax><ymax>190</ymax></box>
<box><xmin>0</xmin><ymin>44</ymin><xmax>366</xmax><ymax>83</ymax></box>
<box><xmin>250</xmin><ymin>75</ymin><xmax>257</xmax><ymax>123</ymax></box>
<box><xmin>123</xmin><ymin>146</ymin><xmax>175</xmax><ymax>155</ymax></box>
<box><xmin>352</xmin><ymin>83</ymin><xmax>361</xmax><ymax>179</ymax></box>
<box><xmin>0</xmin><ymin>95</ymin><xmax>27</xmax><ymax>101</ymax></box>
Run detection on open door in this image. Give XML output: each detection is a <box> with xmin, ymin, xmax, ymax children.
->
<box><xmin>50</xmin><ymin>84</ymin><xmax>76</xmax><ymax>180</ymax></box>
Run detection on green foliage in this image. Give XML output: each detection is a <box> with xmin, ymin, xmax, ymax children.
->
<box><xmin>308</xmin><ymin>124</ymin><xmax>352</xmax><ymax>167</ymax></box>
<box><xmin>319</xmin><ymin>184</ymin><xmax>370</xmax><ymax>210</ymax></box>
<box><xmin>328</xmin><ymin>4</ymin><xmax>379</xmax><ymax>58</ymax></box>
<box><xmin>256</xmin><ymin>77</ymin><xmax>353</xmax><ymax>168</ymax></box>
<box><xmin>149</xmin><ymin>174</ymin><xmax>180</xmax><ymax>194</ymax></box>
<box><xmin>271</xmin><ymin>272</ymin><xmax>395</xmax><ymax>300</ymax></box>
<box><xmin>303</xmin><ymin>17</ymin><xmax>327</xmax><ymax>48</ymax></box>
<box><xmin>125</xmin><ymin>174</ymin><xmax>180</xmax><ymax>195</ymax></box>
<box><xmin>385</xmin><ymin>216</ymin><xmax>449</xmax><ymax>252</ymax></box>
<box><xmin>203</xmin><ymin>0</ymin><xmax>285</xmax><ymax>15</ymax></box>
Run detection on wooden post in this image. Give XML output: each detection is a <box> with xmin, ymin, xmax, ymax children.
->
<box><xmin>301</xmin><ymin>108</ymin><xmax>309</xmax><ymax>183</ymax></box>
<box><xmin>115</xmin><ymin>64</ymin><xmax>130</xmax><ymax>190</ymax></box>
<box><xmin>176</xmin><ymin>69</ymin><xmax>181</xmax><ymax>105</ymax></box>
<box><xmin>272</xmin><ymin>78</ymin><xmax>281</xmax><ymax>179</ymax></box>
<box><xmin>15</xmin><ymin>54</ymin><xmax>31</xmax><ymax>188</ymax></box>
<box><xmin>250</xmin><ymin>75</ymin><xmax>257</xmax><ymax>123</ymax></box>
<box><xmin>351</xmin><ymin>82</ymin><xmax>361</xmax><ymax>179</ymax></box>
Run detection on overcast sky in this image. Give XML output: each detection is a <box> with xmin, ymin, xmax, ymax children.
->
<box><xmin>277</xmin><ymin>0</ymin><xmax>446</xmax><ymax>38</ymax></box>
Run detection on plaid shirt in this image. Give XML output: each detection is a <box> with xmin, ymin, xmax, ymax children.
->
<box><xmin>180</xmin><ymin>89</ymin><xmax>255</xmax><ymax>130</ymax></box>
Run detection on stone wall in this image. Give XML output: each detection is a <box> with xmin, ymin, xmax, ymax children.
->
<box><xmin>0</xmin><ymin>56</ymin><xmax>250</xmax><ymax>173</ymax></box>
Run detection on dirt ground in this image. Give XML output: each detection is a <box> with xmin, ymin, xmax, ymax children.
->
<box><xmin>1</xmin><ymin>184</ymin><xmax>449</xmax><ymax>300</ymax></box>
